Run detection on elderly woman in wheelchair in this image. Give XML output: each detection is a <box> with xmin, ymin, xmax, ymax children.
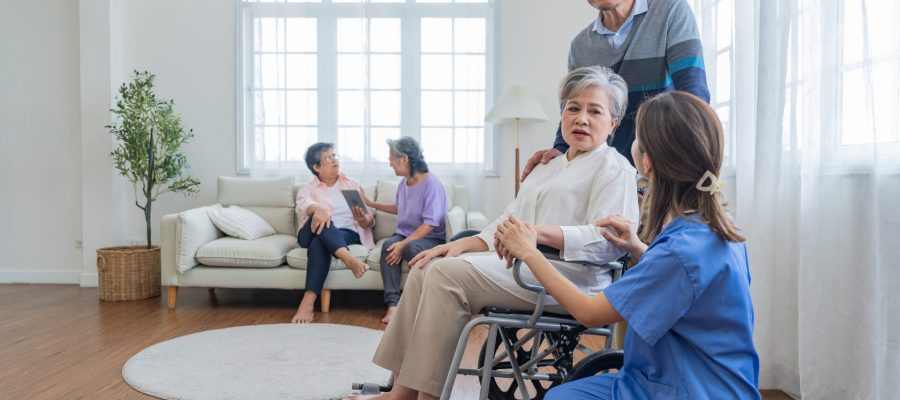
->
<box><xmin>359</xmin><ymin>66</ymin><xmax>640</xmax><ymax>400</ymax></box>
<box><xmin>495</xmin><ymin>92</ymin><xmax>761</xmax><ymax>400</ymax></box>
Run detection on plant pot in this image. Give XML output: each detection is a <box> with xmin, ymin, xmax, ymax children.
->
<box><xmin>96</xmin><ymin>246</ymin><xmax>161</xmax><ymax>301</ymax></box>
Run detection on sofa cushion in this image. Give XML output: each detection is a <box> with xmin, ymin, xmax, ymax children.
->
<box><xmin>373</xmin><ymin>180</ymin><xmax>399</xmax><ymax>241</ymax></box>
<box><xmin>218</xmin><ymin>176</ymin><xmax>296</xmax><ymax>235</ymax></box>
<box><xmin>209</xmin><ymin>205</ymin><xmax>276</xmax><ymax>240</ymax></box>
<box><xmin>195</xmin><ymin>234</ymin><xmax>298</xmax><ymax>268</ymax></box>
<box><xmin>286</xmin><ymin>244</ymin><xmax>369</xmax><ymax>271</ymax></box>
<box><xmin>176</xmin><ymin>204</ymin><xmax>225</xmax><ymax>273</ymax></box>
<box><xmin>365</xmin><ymin>237</ymin><xmax>412</xmax><ymax>272</ymax></box>
<box><xmin>218</xmin><ymin>176</ymin><xmax>294</xmax><ymax>207</ymax></box>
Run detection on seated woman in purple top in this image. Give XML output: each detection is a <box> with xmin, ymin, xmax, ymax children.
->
<box><xmin>362</xmin><ymin>137</ymin><xmax>448</xmax><ymax>324</ymax></box>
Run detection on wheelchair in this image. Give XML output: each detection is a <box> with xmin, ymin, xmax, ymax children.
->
<box><xmin>353</xmin><ymin>251</ymin><xmax>624</xmax><ymax>400</ymax></box>
<box><xmin>439</xmin><ymin>255</ymin><xmax>624</xmax><ymax>400</ymax></box>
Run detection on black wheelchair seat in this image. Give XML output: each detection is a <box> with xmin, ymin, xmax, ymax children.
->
<box><xmin>481</xmin><ymin>307</ymin><xmax>578</xmax><ymax>322</ymax></box>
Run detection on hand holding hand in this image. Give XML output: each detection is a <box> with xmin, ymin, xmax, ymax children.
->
<box><xmin>596</xmin><ymin>214</ymin><xmax>646</xmax><ymax>258</ymax></box>
<box><xmin>494</xmin><ymin>215</ymin><xmax>538</xmax><ymax>268</ymax></box>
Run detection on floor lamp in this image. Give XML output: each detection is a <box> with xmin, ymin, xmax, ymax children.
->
<box><xmin>485</xmin><ymin>86</ymin><xmax>548</xmax><ymax>196</ymax></box>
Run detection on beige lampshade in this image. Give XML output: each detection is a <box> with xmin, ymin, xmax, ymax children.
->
<box><xmin>484</xmin><ymin>85</ymin><xmax>548</xmax><ymax>123</ymax></box>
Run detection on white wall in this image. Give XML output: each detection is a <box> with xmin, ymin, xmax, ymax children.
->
<box><xmin>0</xmin><ymin>0</ymin><xmax>596</xmax><ymax>284</ymax></box>
<box><xmin>0</xmin><ymin>0</ymin><xmax>84</xmax><ymax>283</ymax></box>
<box><xmin>116</xmin><ymin>0</ymin><xmax>235</xmax><ymax>246</ymax></box>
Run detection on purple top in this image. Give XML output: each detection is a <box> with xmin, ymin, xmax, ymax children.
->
<box><xmin>395</xmin><ymin>174</ymin><xmax>447</xmax><ymax>239</ymax></box>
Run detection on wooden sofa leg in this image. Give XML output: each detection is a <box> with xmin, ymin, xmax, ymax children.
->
<box><xmin>320</xmin><ymin>289</ymin><xmax>331</xmax><ymax>313</ymax></box>
<box><xmin>167</xmin><ymin>286</ymin><xmax>178</xmax><ymax>309</ymax></box>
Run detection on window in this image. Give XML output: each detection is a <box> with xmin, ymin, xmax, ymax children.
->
<box><xmin>688</xmin><ymin>0</ymin><xmax>735</xmax><ymax>164</ymax></box>
<box><xmin>782</xmin><ymin>1</ymin><xmax>802</xmax><ymax>155</ymax></box>
<box><xmin>237</xmin><ymin>0</ymin><xmax>494</xmax><ymax>177</ymax></box>
<box><xmin>839</xmin><ymin>0</ymin><xmax>900</xmax><ymax>146</ymax></box>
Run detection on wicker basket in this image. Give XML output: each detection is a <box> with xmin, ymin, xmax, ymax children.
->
<box><xmin>96</xmin><ymin>246</ymin><xmax>161</xmax><ymax>301</ymax></box>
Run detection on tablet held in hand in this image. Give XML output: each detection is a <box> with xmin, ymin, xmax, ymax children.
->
<box><xmin>341</xmin><ymin>190</ymin><xmax>369</xmax><ymax>211</ymax></box>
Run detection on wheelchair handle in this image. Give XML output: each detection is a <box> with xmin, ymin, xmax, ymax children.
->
<box><xmin>512</xmin><ymin>259</ymin><xmax>546</xmax><ymax>327</ymax></box>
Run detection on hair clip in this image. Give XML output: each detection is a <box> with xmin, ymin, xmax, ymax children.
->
<box><xmin>696</xmin><ymin>171</ymin><xmax>725</xmax><ymax>194</ymax></box>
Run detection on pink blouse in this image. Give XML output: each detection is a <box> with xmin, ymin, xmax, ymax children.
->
<box><xmin>295</xmin><ymin>174</ymin><xmax>375</xmax><ymax>249</ymax></box>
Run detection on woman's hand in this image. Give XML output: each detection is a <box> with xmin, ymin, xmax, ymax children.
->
<box><xmin>494</xmin><ymin>215</ymin><xmax>539</xmax><ymax>268</ymax></box>
<box><xmin>385</xmin><ymin>241</ymin><xmax>407</xmax><ymax>266</ymax></box>
<box><xmin>351</xmin><ymin>206</ymin><xmax>373</xmax><ymax>228</ymax></box>
<box><xmin>596</xmin><ymin>214</ymin><xmax>647</xmax><ymax>259</ymax></box>
<box><xmin>311</xmin><ymin>206</ymin><xmax>331</xmax><ymax>234</ymax></box>
<box><xmin>359</xmin><ymin>189</ymin><xmax>375</xmax><ymax>207</ymax></box>
<box><xmin>409</xmin><ymin>241</ymin><xmax>466</xmax><ymax>269</ymax></box>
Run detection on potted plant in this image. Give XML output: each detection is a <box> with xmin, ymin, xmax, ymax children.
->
<box><xmin>97</xmin><ymin>71</ymin><xmax>200</xmax><ymax>301</ymax></box>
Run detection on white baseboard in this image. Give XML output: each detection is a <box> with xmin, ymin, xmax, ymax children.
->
<box><xmin>80</xmin><ymin>273</ymin><xmax>98</xmax><ymax>287</ymax></box>
<box><xmin>0</xmin><ymin>270</ymin><xmax>81</xmax><ymax>285</ymax></box>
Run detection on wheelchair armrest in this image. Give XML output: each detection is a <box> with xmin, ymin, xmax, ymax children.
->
<box><xmin>512</xmin><ymin>256</ymin><xmax>624</xmax><ymax>327</ymax></box>
<box><xmin>512</xmin><ymin>260</ymin><xmax>547</xmax><ymax>327</ymax></box>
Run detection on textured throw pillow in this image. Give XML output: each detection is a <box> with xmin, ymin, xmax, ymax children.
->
<box><xmin>208</xmin><ymin>205</ymin><xmax>276</xmax><ymax>240</ymax></box>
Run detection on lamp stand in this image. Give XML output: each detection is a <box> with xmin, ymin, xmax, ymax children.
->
<box><xmin>514</xmin><ymin>117</ymin><xmax>520</xmax><ymax>196</ymax></box>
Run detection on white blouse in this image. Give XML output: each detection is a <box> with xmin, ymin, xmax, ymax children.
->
<box><xmin>465</xmin><ymin>143</ymin><xmax>640</xmax><ymax>305</ymax></box>
<box><xmin>327</xmin><ymin>184</ymin><xmax>357</xmax><ymax>232</ymax></box>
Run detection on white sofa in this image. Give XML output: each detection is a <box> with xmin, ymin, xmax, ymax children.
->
<box><xmin>160</xmin><ymin>176</ymin><xmax>488</xmax><ymax>311</ymax></box>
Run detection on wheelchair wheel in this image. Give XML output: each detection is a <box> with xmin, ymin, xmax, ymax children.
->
<box><xmin>566</xmin><ymin>349</ymin><xmax>624</xmax><ymax>382</ymax></box>
<box><xmin>477</xmin><ymin>328</ymin><xmax>562</xmax><ymax>400</ymax></box>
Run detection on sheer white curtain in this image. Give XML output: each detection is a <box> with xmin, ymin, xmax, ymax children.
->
<box><xmin>702</xmin><ymin>0</ymin><xmax>900</xmax><ymax>397</ymax></box>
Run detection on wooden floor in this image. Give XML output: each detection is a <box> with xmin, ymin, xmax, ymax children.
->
<box><xmin>0</xmin><ymin>284</ymin><xmax>793</xmax><ymax>399</ymax></box>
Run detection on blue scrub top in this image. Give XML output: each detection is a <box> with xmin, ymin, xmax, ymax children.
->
<box><xmin>601</xmin><ymin>216</ymin><xmax>760</xmax><ymax>399</ymax></box>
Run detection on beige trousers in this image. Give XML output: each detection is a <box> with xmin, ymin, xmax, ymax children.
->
<box><xmin>371</xmin><ymin>257</ymin><xmax>565</xmax><ymax>397</ymax></box>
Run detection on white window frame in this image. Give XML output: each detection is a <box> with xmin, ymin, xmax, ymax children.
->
<box><xmin>690</xmin><ymin>0</ymin><xmax>736</xmax><ymax>170</ymax></box>
<box><xmin>234</xmin><ymin>0</ymin><xmax>498</xmax><ymax>176</ymax></box>
<box><xmin>825</xmin><ymin>0</ymin><xmax>900</xmax><ymax>171</ymax></box>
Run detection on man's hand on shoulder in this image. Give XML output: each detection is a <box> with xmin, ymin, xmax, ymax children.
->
<box><xmin>521</xmin><ymin>148</ymin><xmax>563</xmax><ymax>182</ymax></box>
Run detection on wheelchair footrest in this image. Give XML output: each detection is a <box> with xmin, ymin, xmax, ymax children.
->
<box><xmin>351</xmin><ymin>382</ymin><xmax>391</xmax><ymax>395</ymax></box>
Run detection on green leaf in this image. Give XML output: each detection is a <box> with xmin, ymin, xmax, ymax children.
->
<box><xmin>108</xmin><ymin>71</ymin><xmax>201</xmax><ymax>247</ymax></box>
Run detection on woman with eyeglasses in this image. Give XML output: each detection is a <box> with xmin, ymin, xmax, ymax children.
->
<box><xmin>292</xmin><ymin>142</ymin><xmax>375</xmax><ymax>324</ymax></box>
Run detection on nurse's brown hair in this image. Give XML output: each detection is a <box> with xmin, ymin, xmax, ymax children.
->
<box><xmin>635</xmin><ymin>91</ymin><xmax>744</xmax><ymax>243</ymax></box>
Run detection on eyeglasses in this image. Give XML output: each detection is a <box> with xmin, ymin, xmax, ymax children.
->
<box><xmin>322</xmin><ymin>154</ymin><xmax>341</xmax><ymax>163</ymax></box>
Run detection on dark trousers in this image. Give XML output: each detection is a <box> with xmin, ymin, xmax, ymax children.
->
<box><xmin>297</xmin><ymin>218</ymin><xmax>361</xmax><ymax>294</ymax></box>
<box><xmin>379</xmin><ymin>234</ymin><xmax>445</xmax><ymax>306</ymax></box>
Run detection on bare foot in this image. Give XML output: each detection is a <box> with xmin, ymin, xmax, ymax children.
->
<box><xmin>381</xmin><ymin>306</ymin><xmax>397</xmax><ymax>324</ymax></box>
<box><xmin>346</xmin><ymin>258</ymin><xmax>370</xmax><ymax>279</ymax></box>
<box><xmin>291</xmin><ymin>292</ymin><xmax>317</xmax><ymax>323</ymax></box>
<box><xmin>291</xmin><ymin>306</ymin><xmax>314</xmax><ymax>323</ymax></box>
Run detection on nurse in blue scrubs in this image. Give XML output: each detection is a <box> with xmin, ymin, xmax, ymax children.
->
<box><xmin>494</xmin><ymin>91</ymin><xmax>760</xmax><ymax>400</ymax></box>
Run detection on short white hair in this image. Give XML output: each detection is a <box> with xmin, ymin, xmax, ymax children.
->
<box><xmin>558</xmin><ymin>65</ymin><xmax>628</xmax><ymax>122</ymax></box>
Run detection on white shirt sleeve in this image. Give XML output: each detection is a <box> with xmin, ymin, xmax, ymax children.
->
<box><xmin>560</xmin><ymin>166</ymin><xmax>640</xmax><ymax>264</ymax></box>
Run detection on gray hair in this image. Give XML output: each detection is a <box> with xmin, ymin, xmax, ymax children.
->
<box><xmin>558</xmin><ymin>66</ymin><xmax>628</xmax><ymax>123</ymax></box>
<box><xmin>387</xmin><ymin>136</ymin><xmax>429</xmax><ymax>176</ymax></box>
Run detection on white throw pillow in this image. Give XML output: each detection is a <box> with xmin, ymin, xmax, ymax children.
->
<box><xmin>208</xmin><ymin>205</ymin><xmax>276</xmax><ymax>240</ymax></box>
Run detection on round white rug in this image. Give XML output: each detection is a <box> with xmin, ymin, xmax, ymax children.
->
<box><xmin>122</xmin><ymin>323</ymin><xmax>390</xmax><ymax>400</ymax></box>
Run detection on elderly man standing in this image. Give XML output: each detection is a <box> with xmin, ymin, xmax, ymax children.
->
<box><xmin>523</xmin><ymin>0</ymin><xmax>709</xmax><ymax>172</ymax></box>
